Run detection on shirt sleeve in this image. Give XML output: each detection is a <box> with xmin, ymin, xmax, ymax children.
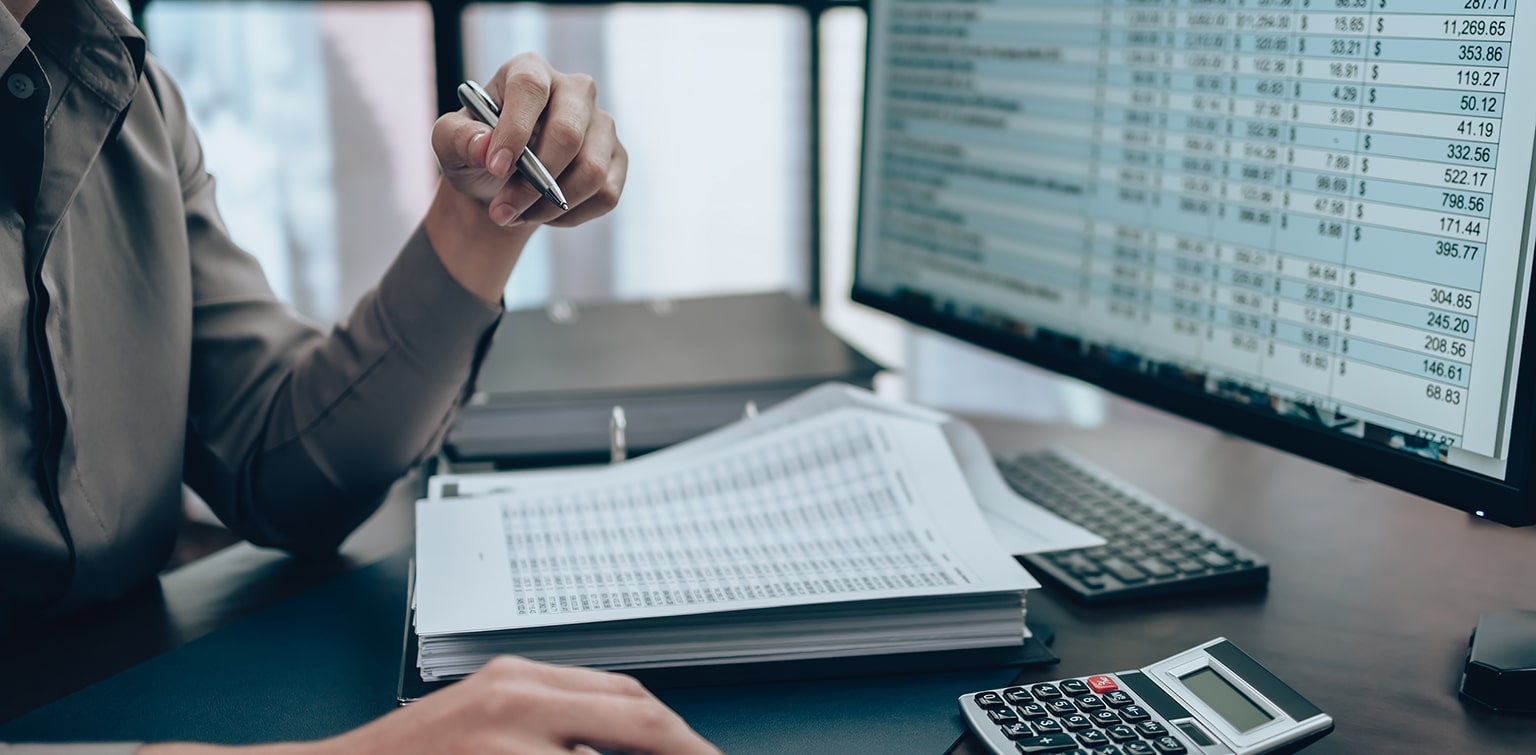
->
<box><xmin>148</xmin><ymin>60</ymin><xmax>503</xmax><ymax>554</ymax></box>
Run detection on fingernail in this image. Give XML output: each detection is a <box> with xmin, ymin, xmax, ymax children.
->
<box><xmin>488</xmin><ymin>148</ymin><xmax>513</xmax><ymax>177</ymax></box>
<box><xmin>468</xmin><ymin>132</ymin><xmax>487</xmax><ymax>162</ymax></box>
<box><xmin>490</xmin><ymin>204</ymin><xmax>515</xmax><ymax>226</ymax></box>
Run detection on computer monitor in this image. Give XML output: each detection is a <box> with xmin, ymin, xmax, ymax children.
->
<box><xmin>851</xmin><ymin>0</ymin><xmax>1536</xmax><ymax>526</ymax></box>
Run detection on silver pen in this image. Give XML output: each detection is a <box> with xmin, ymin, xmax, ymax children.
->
<box><xmin>457</xmin><ymin>80</ymin><xmax>570</xmax><ymax>211</ymax></box>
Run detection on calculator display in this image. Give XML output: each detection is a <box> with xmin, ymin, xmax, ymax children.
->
<box><xmin>1178</xmin><ymin>667</ymin><xmax>1273</xmax><ymax>733</ymax></box>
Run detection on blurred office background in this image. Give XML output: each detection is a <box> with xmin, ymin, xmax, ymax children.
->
<box><xmin>124</xmin><ymin>0</ymin><xmax>1101</xmax><ymax>423</ymax></box>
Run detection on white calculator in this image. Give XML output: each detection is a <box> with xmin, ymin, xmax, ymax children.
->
<box><xmin>960</xmin><ymin>638</ymin><xmax>1333</xmax><ymax>755</ymax></box>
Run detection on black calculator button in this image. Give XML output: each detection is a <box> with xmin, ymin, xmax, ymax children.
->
<box><xmin>1031</xmin><ymin>683</ymin><xmax>1064</xmax><ymax>700</ymax></box>
<box><xmin>1075</xmin><ymin>694</ymin><xmax>1106</xmax><ymax>711</ymax></box>
<box><xmin>1119</xmin><ymin>705</ymin><xmax>1151</xmax><ymax>722</ymax></box>
<box><xmin>1122</xmin><ymin>742</ymin><xmax>1155</xmax><ymax>755</ymax></box>
<box><xmin>1004</xmin><ymin>686</ymin><xmax>1035</xmax><ymax>705</ymax></box>
<box><xmin>1013</xmin><ymin>733</ymin><xmax>1078</xmax><ymax>752</ymax></box>
<box><xmin>975</xmin><ymin>691</ymin><xmax>1008</xmax><ymax>709</ymax></box>
<box><xmin>1077</xmin><ymin>729</ymin><xmax>1111</xmax><ymax>747</ymax></box>
<box><xmin>989</xmin><ymin>707</ymin><xmax>1022</xmax><ymax>725</ymax></box>
<box><xmin>1062</xmin><ymin>750</ymin><xmax>1091</xmax><ymax>755</ymax></box>
<box><xmin>1001</xmin><ymin>722</ymin><xmax>1036</xmax><ymax>740</ymax></box>
<box><xmin>1034</xmin><ymin>719</ymin><xmax>1066</xmax><ymax>735</ymax></box>
<box><xmin>1135</xmin><ymin>721</ymin><xmax>1168</xmax><ymax>738</ymax></box>
<box><xmin>1090</xmin><ymin>747</ymin><xmax>1123</xmax><ymax>755</ymax></box>
<box><xmin>1090</xmin><ymin>710</ymin><xmax>1123</xmax><ymax>727</ymax></box>
<box><xmin>1059</xmin><ymin>679</ymin><xmax>1091</xmax><ymax>696</ymax></box>
<box><xmin>1080</xmin><ymin>575</ymin><xmax>1109</xmax><ymax>590</ymax></box>
<box><xmin>1103</xmin><ymin>691</ymin><xmax>1135</xmax><ymax>708</ymax></box>
<box><xmin>1062</xmin><ymin>714</ymin><xmax>1094</xmax><ymax>731</ymax></box>
<box><xmin>1048</xmin><ymin>699</ymin><xmax>1079</xmax><ymax>715</ymax></box>
<box><xmin>1105</xmin><ymin>724</ymin><xmax>1139</xmax><ymax>742</ymax></box>
<box><xmin>1019</xmin><ymin>703</ymin><xmax>1050</xmax><ymax>719</ymax></box>
<box><xmin>1152</xmin><ymin>736</ymin><xmax>1188</xmax><ymax>755</ymax></box>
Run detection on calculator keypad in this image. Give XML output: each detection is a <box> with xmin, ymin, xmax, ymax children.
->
<box><xmin>964</xmin><ymin>674</ymin><xmax>1196</xmax><ymax>755</ymax></box>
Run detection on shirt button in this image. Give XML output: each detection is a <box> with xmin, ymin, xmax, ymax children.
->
<box><xmin>7</xmin><ymin>73</ymin><xmax>36</xmax><ymax>99</ymax></box>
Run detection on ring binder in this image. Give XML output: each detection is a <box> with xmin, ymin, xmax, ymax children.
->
<box><xmin>609</xmin><ymin>406</ymin><xmax>628</xmax><ymax>464</ymax></box>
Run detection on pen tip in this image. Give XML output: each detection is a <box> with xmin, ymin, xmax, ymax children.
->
<box><xmin>559</xmin><ymin>202</ymin><xmax>571</xmax><ymax>211</ymax></box>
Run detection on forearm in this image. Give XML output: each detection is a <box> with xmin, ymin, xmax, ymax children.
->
<box><xmin>422</xmin><ymin>177</ymin><xmax>536</xmax><ymax>306</ymax></box>
<box><xmin>188</xmin><ymin>226</ymin><xmax>501</xmax><ymax>554</ymax></box>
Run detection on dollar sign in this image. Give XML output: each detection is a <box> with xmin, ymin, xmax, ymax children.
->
<box><xmin>1369</xmin><ymin>88</ymin><xmax>1376</xmax><ymax>103</ymax></box>
<box><xmin>1377</xmin><ymin>17</ymin><xmax>1384</xmax><ymax>33</ymax></box>
<box><xmin>1354</xmin><ymin>226</ymin><xmax>1362</xmax><ymax>242</ymax></box>
<box><xmin>1361</xmin><ymin>157</ymin><xmax>1370</xmax><ymax>172</ymax></box>
<box><xmin>1349</xmin><ymin>271</ymin><xmax>1356</xmax><ymax>286</ymax></box>
<box><xmin>1374</xmin><ymin>41</ymin><xmax>1381</xmax><ymax>57</ymax></box>
<box><xmin>1357</xmin><ymin>204</ymin><xmax>1364</xmax><ymax>218</ymax></box>
<box><xmin>1359</xmin><ymin>181</ymin><xmax>1367</xmax><ymax>197</ymax></box>
<box><xmin>1367</xmin><ymin>112</ymin><xmax>1374</xmax><ymax>127</ymax></box>
<box><xmin>1347</xmin><ymin>294</ymin><xmax>1354</xmax><ymax>308</ymax></box>
<box><xmin>1345</xmin><ymin>316</ymin><xmax>1352</xmax><ymax>330</ymax></box>
<box><xmin>1364</xmin><ymin>135</ymin><xmax>1372</xmax><ymax>150</ymax></box>
<box><xmin>1371</xmin><ymin>64</ymin><xmax>1379</xmax><ymax>80</ymax></box>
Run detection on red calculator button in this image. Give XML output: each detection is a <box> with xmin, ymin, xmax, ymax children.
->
<box><xmin>1087</xmin><ymin>675</ymin><xmax>1119</xmax><ymax>693</ymax></box>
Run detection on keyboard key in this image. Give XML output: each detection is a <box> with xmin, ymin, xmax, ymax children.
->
<box><xmin>1152</xmin><ymin>736</ymin><xmax>1188</xmax><ymax>754</ymax></box>
<box><xmin>1075</xmin><ymin>694</ymin><xmax>1106</xmax><ymax>711</ymax></box>
<box><xmin>1059</xmin><ymin>679</ymin><xmax>1091</xmax><ymax>696</ymax></box>
<box><xmin>1062</xmin><ymin>714</ymin><xmax>1095</xmax><ymax>731</ymax></box>
<box><xmin>989</xmin><ymin>708</ymin><xmax>1021</xmax><ymax>725</ymax></box>
<box><xmin>1104</xmin><ymin>724</ymin><xmax>1139</xmax><ymax>742</ymax></box>
<box><xmin>1090</xmin><ymin>747</ymin><xmax>1123</xmax><ymax>755</ymax></box>
<box><xmin>1019</xmin><ymin>703</ymin><xmax>1050</xmax><ymax>719</ymax></box>
<box><xmin>1135</xmin><ymin>557</ymin><xmax>1177</xmax><ymax>579</ymax></box>
<box><xmin>1033</xmin><ymin>719</ymin><xmax>1066</xmax><ymax>735</ymax></box>
<box><xmin>1102</xmin><ymin>691</ymin><xmax>1135</xmax><ymax>707</ymax></box>
<box><xmin>1119</xmin><ymin>705</ymin><xmax>1151</xmax><ymax>722</ymax></box>
<box><xmin>1086</xmin><ymin>676</ymin><xmax>1118</xmax><ymax>693</ymax></box>
<box><xmin>1100</xmin><ymin>557</ymin><xmax>1149</xmax><ymax>583</ymax></box>
<box><xmin>1004</xmin><ymin>686</ymin><xmax>1035</xmax><ymax>705</ymax></box>
<box><xmin>1090</xmin><ymin>710</ymin><xmax>1124</xmax><ymax>727</ymax></box>
<box><xmin>1135</xmin><ymin>721</ymin><xmax>1168</xmax><ymax>737</ymax></box>
<box><xmin>1077</xmin><ymin>729</ymin><xmax>1111</xmax><ymax>747</ymax></box>
<box><xmin>1001</xmin><ymin>722</ymin><xmax>1035</xmax><ymax>740</ymax></box>
<box><xmin>1031</xmin><ymin>683</ymin><xmax>1064</xmax><ymax>700</ymax></box>
<box><xmin>975</xmin><ymin>691</ymin><xmax>1007</xmax><ymax>709</ymax></box>
<box><xmin>1122</xmin><ymin>742</ymin><xmax>1155</xmax><ymax>755</ymax></box>
<box><xmin>1013</xmin><ymin>733</ymin><xmax>1079</xmax><ymax>753</ymax></box>
<box><xmin>1048</xmin><ymin>699</ymin><xmax>1079</xmax><ymax>716</ymax></box>
<box><xmin>1199</xmin><ymin>552</ymin><xmax>1234</xmax><ymax>570</ymax></box>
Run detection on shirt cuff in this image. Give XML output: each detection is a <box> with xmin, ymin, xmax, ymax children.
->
<box><xmin>376</xmin><ymin>224</ymin><xmax>503</xmax><ymax>372</ymax></box>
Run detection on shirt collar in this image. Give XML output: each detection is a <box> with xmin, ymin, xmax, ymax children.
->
<box><xmin>1</xmin><ymin>7</ymin><xmax>30</xmax><ymax>77</ymax></box>
<box><xmin>20</xmin><ymin>0</ymin><xmax>144</xmax><ymax>111</ymax></box>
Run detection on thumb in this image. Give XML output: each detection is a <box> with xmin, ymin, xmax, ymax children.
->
<box><xmin>432</xmin><ymin>110</ymin><xmax>493</xmax><ymax>172</ymax></box>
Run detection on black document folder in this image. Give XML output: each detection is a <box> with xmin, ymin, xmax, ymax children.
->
<box><xmin>445</xmin><ymin>291</ymin><xmax>882</xmax><ymax>464</ymax></box>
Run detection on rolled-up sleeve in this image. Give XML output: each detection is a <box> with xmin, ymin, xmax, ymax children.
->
<box><xmin>158</xmin><ymin>60</ymin><xmax>502</xmax><ymax>554</ymax></box>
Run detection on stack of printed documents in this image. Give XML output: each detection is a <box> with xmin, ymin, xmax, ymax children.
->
<box><xmin>409</xmin><ymin>385</ymin><xmax>1100</xmax><ymax>684</ymax></box>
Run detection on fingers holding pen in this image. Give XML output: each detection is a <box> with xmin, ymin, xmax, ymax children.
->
<box><xmin>485</xmin><ymin>54</ymin><xmax>554</xmax><ymax>179</ymax></box>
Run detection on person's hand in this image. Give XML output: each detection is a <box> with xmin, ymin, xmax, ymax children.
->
<box><xmin>423</xmin><ymin>53</ymin><xmax>626</xmax><ymax>304</ymax></box>
<box><xmin>324</xmin><ymin>656</ymin><xmax>717</xmax><ymax>754</ymax></box>
<box><xmin>138</xmin><ymin>656</ymin><xmax>718</xmax><ymax>755</ymax></box>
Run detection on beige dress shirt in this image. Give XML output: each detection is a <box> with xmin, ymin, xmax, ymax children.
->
<box><xmin>1</xmin><ymin>0</ymin><xmax>498</xmax><ymax>675</ymax></box>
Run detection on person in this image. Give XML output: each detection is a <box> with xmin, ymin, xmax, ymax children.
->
<box><xmin>0</xmin><ymin>0</ymin><xmax>718</xmax><ymax>751</ymax></box>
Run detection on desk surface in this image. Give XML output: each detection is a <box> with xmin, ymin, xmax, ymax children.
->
<box><xmin>6</xmin><ymin>401</ymin><xmax>1536</xmax><ymax>753</ymax></box>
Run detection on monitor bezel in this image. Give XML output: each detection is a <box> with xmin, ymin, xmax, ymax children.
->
<box><xmin>848</xmin><ymin>0</ymin><xmax>1536</xmax><ymax>527</ymax></box>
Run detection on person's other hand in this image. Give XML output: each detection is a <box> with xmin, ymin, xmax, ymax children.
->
<box><xmin>323</xmin><ymin>655</ymin><xmax>718</xmax><ymax>754</ymax></box>
<box><xmin>138</xmin><ymin>656</ymin><xmax>718</xmax><ymax>755</ymax></box>
<box><xmin>432</xmin><ymin>52</ymin><xmax>627</xmax><ymax>230</ymax></box>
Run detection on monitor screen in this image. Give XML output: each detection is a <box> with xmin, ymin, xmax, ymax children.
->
<box><xmin>852</xmin><ymin>0</ymin><xmax>1536</xmax><ymax>525</ymax></box>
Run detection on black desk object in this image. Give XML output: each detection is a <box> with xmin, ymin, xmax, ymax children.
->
<box><xmin>5</xmin><ymin>403</ymin><xmax>1536</xmax><ymax>753</ymax></box>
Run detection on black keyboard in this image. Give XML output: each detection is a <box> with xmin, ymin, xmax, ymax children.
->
<box><xmin>998</xmin><ymin>449</ymin><xmax>1268</xmax><ymax>602</ymax></box>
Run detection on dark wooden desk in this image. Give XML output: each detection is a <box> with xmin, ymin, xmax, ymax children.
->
<box><xmin>6</xmin><ymin>404</ymin><xmax>1535</xmax><ymax>752</ymax></box>
<box><xmin>954</xmin><ymin>406</ymin><xmax>1536</xmax><ymax>754</ymax></box>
